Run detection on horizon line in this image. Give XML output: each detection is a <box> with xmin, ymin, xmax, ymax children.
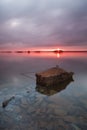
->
<box><xmin>0</xmin><ymin>50</ymin><xmax>87</xmax><ymax>53</ymax></box>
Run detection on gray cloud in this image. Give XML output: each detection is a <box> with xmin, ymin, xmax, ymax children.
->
<box><xmin>0</xmin><ymin>0</ymin><xmax>87</xmax><ymax>49</ymax></box>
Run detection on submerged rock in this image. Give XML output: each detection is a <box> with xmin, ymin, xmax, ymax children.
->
<box><xmin>36</xmin><ymin>66</ymin><xmax>74</xmax><ymax>87</ymax></box>
<box><xmin>36</xmin><ymin>79</ymin><xmax>73</xmax><ymax>96</ymax></box>
<box><xmin>2</xmin><ymin>96</ymin><xmax>15</xmax><ymax>108</ymax></box>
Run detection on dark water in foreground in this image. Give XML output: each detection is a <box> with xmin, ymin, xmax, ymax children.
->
<box><xmin>0</xmin><ymin>52</ymin><xmax>87</xmax><ymax>130</ymax></box>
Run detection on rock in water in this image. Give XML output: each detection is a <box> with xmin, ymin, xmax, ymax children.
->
<box><xmin>2</xmin><ymin>96</ymin><xmax>15</xmax><ymax>108</ymax></box>
<box><xmin>36</xmin><ymin>79</ymin><xmax>73</xmax><ymax>96</ymax></box>
<box><xmin>35</xmin><ymin>66</ymin><xmax>74</xmax><ymax>87</ymax></box>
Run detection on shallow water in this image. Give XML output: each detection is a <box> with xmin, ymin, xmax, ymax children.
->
<box><xmin>0</xmin><ymin>52</ymin><xmax>87</xmax><ymax>130</ymax></box>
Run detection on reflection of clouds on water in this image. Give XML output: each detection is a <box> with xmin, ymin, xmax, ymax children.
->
<box><xmin>0</xmin><ymin>53</ymin><xmax>87</xmax><ymax>129</ymax></box>
<box><xmin>0</xmin><ymin>85</ymin><xmax>87</xmax><ymax>130</ymax></box>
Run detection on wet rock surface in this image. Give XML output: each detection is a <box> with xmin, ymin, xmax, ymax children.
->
<box><xmin>36</xmin><ymin>79</ymin><xmax>73</xmax><ymax>96</ymax></box>
<box><xmin>36</xmin><ymin>67</ymin><xmax>73</xmax><ymax>87</ymax></box>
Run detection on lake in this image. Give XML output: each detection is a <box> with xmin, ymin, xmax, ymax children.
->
<box><xmin>0</xmin><ymin>52</ymin><xmax>87</xmax><ymax>130</ymax></box>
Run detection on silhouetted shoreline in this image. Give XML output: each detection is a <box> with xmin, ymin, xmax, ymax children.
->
<box><xmin>0</xmin><ymin>50</ymin><xmax>87</xmax><ymax>53</ymax></box>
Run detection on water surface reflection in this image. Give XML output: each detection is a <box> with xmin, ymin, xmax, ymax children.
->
<box><xmin>0</xmin><ymin>52</ymin><xmax>87</xmax><ymax>130</ymax></box>
<box><xmin>36</xmin><ymin>78</ymin><xmax>73</xmax><ymax>96</ymax></box>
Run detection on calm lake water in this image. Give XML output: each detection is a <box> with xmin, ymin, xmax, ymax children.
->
<box><xmin>0</xmin><ymin>52</ymin><xmax>87</xmax><ymax>130</ymax></box>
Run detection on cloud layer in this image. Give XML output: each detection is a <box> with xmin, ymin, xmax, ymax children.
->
<box><xmin>0</xmin><ymin>0</ymin><xmax>87</xmax><ymax>49</ymax></box>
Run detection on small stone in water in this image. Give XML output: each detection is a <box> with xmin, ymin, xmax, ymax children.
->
<box><xmin>2</xmin><ymin>96</ymin><xmax>15</xmax><ymax>108</ymax></box>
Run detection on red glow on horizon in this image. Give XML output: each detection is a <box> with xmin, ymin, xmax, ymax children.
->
<box><xmin>0</xmin><ymin>52</ymin><xmax>87</xmax><ymax>62</ymax></box>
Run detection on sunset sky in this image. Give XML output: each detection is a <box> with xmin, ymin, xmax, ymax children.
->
<box><xmin>0</xmin><ymin>0</ymin><xmax>87</xmax><ymax>51</ymax></box>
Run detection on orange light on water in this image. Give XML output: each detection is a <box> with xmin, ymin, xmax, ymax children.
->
<box><xmin>56</xmin><ymin>53</ymin><xmax>60</xmax><ymax>58</ymax></box>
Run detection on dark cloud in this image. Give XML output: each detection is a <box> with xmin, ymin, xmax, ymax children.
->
<box><xmin>0</xmin><ymin>0</ymin><xmax>87</xmax><ymax>49</ymax></box>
